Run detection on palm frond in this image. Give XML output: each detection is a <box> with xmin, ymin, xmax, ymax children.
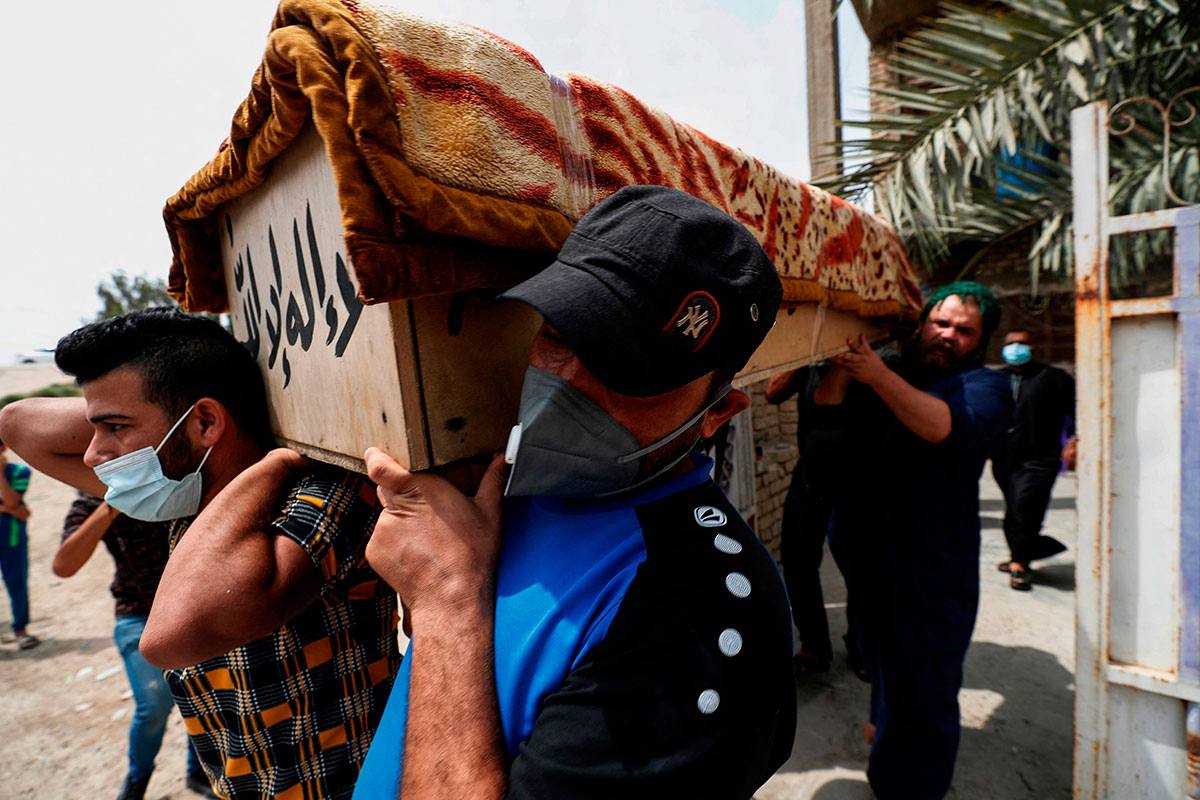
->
<box><xmin>815</xmin><ymin>0</ymin><xmax>1200</xmax><ymax>282</ymax></box>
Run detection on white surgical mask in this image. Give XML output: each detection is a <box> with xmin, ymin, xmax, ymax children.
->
<box><xmin>93</xmin><ymin>404</ymin><xmax>213</xmax><ymax>521</ymax></box>
<box><xmin>1001</xmin><ymin>342</ymin><xmax>1033</xmax><ymax>366</ymax></box>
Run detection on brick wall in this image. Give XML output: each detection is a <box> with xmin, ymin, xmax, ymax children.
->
<box><xmin>746</xmin><ymin>379</ymin><xmax>800</xmax><ymax>565</ymax></box>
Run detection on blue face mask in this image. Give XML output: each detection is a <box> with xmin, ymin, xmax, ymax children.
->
<box><xmin>503</xmin><ymin>367</ymin><xmax>731</xmax><ymax>498</ymax></box>
<box><xmin>1001</xmin><ymin>342</ymin><xmax>1033</xmax><ymax>366</ymax></box>
<box><xmin>93</xmin><ymin>404</ymin><xmax>213</xmax><ymax>521</ymax></box>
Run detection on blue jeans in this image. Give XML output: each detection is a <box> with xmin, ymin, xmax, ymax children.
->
<box><xmin>0</xmin><ymin>533</ymin><xmax>29</xmax><ymax>632</ymax></box>
<box><xmin>113</xmin><ymin>615</ymin><xmax>201</xmax><ymax>779</ymax></box>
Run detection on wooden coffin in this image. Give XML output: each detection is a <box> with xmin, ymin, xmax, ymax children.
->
<box><xmin>167</xmin><ymin>1</ymin><xmax>925</xmax><ymax>471</ymax></box>
<box><xmin>221</xmin><ymin>123</ymin><xmax>895</xmax><ymax>470</ymax></box>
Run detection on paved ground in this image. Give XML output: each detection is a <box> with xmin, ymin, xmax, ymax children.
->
<box><xmin>757</xmin><ymin>470</ymin><xmax>1077</xmax><ymax>800</ymax></box>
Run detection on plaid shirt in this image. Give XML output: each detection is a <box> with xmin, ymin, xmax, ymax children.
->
<box><xmin>165</xmin><ymin>468</ymin><xmax>400</xmax><ymax>800</ymax></box>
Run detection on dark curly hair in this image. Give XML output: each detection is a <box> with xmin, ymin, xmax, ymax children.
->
<box><xmin>55</xmin><ymin>308</ymin><xmax>272</xmax><ymax>449</ymax></box>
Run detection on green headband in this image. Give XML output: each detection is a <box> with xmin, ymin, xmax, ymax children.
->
<box><xmin>920</xmin><ymin>281</ymin><xmax>1001</xmax><ymax>344</ymax></box>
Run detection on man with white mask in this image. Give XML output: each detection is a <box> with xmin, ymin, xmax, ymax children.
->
<box><xmin>0</xmin><ymin>309</ymin><xmax>400</xmax><ymax>800</ymax></box>
<box><xmin>352</xmin><ymin>186</ymin><xmax>796</xmax><ymax>800</ymax></box>
<box><xmin>991</xmin><ymin>328</ymin><xmax>1077</xmax><ymax>591</ymax></box>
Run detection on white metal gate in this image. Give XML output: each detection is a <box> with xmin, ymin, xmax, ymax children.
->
<box><xmin>1071</xmin><ymin>99</ymin><xmax>1200</xmax><ymax>799</ymax></box>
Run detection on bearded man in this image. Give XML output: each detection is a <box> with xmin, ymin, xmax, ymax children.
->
<box><xmin>811</xmin><ymin>281</ymin><xmax>1013</xmax><ymax>800</ymax></box>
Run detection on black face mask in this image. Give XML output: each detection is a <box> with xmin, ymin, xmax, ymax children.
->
<box><xmin>503</xmin><ymin>367</ymin><xmax>731</xmax><ymax>498</ymax></box>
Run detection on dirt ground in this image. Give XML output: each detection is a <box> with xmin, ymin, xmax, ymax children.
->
<box><xmin>0</xmin><ymin>366</ymin><xmax>195</xmax><ymax>799</ymax></box>
<box><xmin>0</xmin><ymin>364</ymin><xmax>1076</xmax><ymax>799</ymax></box>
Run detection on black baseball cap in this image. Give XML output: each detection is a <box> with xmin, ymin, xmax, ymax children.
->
<box><xmin>499</xmin><ymin>185</ymin><xmax>782</xmax><ymax>397</ymax></box>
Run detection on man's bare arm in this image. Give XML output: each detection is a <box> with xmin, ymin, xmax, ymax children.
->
<box><xmin>141</xmin><ymin>449</ymin><xmax>319</xmax><ymax>669</ymax></box>
<box><xmin>764</xmin><ymin>369</ymin><xmax>802</xmax><ymax>405</ymax></box>
<box><xmin>53</xmin><ymin>502</ymin><xmax>119</xmax><ymax>578</ymax></box>
<box><xmin>0</xmin><ymin>503</ymin><xmax>30</xmax><ymax>522</ymax></box>
<box><xmin>364</xmin><ymin>448</ymin><xmax>508</xmax><ymax>800</ymax></box>
<box><xmin>0</xmin><ymin>452</ymin><xmax>19</xmax><ymax>508</ymax></box>
<box><xmin>831</xmin><ymin>335</ymin><xmax>952</xmax><ymax>444</ymax></box>
<box><xmin>0</xmin><ymin>398</ymin><xmax>106</xmax><ymax>496</ymax></box>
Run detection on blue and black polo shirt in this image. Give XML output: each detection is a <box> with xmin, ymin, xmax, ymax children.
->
<box><xmin>354</xmin><ymin>455</ymin><xmax>796</xmax><ymax>799</ymax></box>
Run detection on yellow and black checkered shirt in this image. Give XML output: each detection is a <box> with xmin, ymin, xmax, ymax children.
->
<box><xmin>165</xmin><ymin>468</ymin><xmax>400</xmax><ymax>799</ymax></box>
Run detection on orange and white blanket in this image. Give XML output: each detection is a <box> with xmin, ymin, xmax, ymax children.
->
<box><xmin>165</xmin><ymin>0</ymin><xmax>922</xmax><ymax>319</ymax></box>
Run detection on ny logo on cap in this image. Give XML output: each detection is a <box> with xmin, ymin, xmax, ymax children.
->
<box><xmin>665</xmin><ymin>291</ymin><xmax>720</xmax><ymax>352</ymax></box>
<box><xmin>677</xmin><ymin>306</ymin><xmax>710</xmax><ymax>338</ymax></box>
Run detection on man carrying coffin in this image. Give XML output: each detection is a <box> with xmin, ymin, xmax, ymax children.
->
<box><xmin>353</xmin><ymin>186</ymin><xmax>797</xmax><ymax>800</ymax></box>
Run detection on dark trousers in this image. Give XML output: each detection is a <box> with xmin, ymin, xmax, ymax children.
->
<box><xmin>780</xmin><ymin>463</ymin><xmax>851</xmax><ymax>664</ymax></box>
<box><xmin>991</xmin><ymin>456</ymin><xmax>1065</xmax><ymax>565</ymax></box>
<box><xmin>857</xmin><ymin>546</ymin><xmax>976</xmax><ymax>800</ymax></box>
<box><xmin>0</xmin><ymin>534</ymin><xmax>29</xmax><ymax>632</ymax></box>
<box><xmin>864</xmin><ymin>612</ymin><xmax>973</xmax><ymax>800</ymax></box>
<box><xmin>833</xmin><ymin>501</ymin><xmax>976</xmax><ymax>800</ymax></box>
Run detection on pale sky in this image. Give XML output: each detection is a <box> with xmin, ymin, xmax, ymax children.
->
<box><xmin>0</xmin><ymin>0</ymin><xmax>868</xmax><ymax>366</ymax></box>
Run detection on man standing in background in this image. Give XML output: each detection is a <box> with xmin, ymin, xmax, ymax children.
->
<box><xmin>765</xmin><ymin>363</ymin><xmax>863</xmax><ymax>680</ymax></box>
<box><xmin>55</xmin><ymin>493</ymin><xmax>216</xmax><ymax>800</ymax></box>
<box><xmin>991</xmin><ymin>328</ymin><xmax>1076</xmax><ymax>591</ymax></box>
<box><xmin>0</xmin><ymin>440</ymin><xmax>36</xmax><ymax>650</ymax></box>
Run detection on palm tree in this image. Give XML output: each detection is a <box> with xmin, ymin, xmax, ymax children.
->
<box><xmin>819</xmin><ymin>0</ymin><xmax>1200</xmax><ymax>291</ymax></box>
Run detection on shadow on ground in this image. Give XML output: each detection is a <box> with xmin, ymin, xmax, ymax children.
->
<box><xmin>757</xmin><ymin>472</ymin><xmax>1077</xmax><ymax>800</ymax></box>
<box><xmin>0</xmin><ymin>635</ymin><xmax>113</xmax><ymax>661</ymax></box>
<box><xmin>1030</xmin><ymin>562</ymin><xmax>1075</xmax><ymax>592</ymax></box>
<box><xmin>766</xmin><ymin>642</ymin><xmax>1074</xmax><ymax>800</ymax></box>
<box><xmin>954</xmin><ymin>641</ymin><xmax>1074</xmax><ymax>799</ymax></box>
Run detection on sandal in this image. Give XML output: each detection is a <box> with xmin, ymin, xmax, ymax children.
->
<box><xmin>793</xmin><ymin>652</ymin><xmax>830</xmax><ymax>677</ymax></box>
<box><xmin>845</xmin><ymin>651</ymin><xmax>870</xmax><ymax>683</ymax></box>
<box><xmin>1009</xmin><ymin>568</ymin><xmax>1032</xmax><ymax>591</ymax></box>
<box><xmin>17</xmin><ymin>634</ymin><xmax>39</xmax><ymax>650</ymax></box>
<box><xmin>997</xmin><ymin>560</ymin><xmax>1013</xmax><ymax>573</ymax></box>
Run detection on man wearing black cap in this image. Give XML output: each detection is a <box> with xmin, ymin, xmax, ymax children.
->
<box><xmin>351</xmin><ymin>186</ymin><xmax>797</xmax><ymax>800</ymax></box>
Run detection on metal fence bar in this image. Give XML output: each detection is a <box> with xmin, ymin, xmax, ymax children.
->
<box><xmin>1072</xmin><ymin>100</ymin><xmax>1111</xmax><ymax>800</ymax></box>
<box><xmin>1107</xmin><ymin>664</ymin><xmax>1200</xmax><ymax>703</ymax></box>
<box><xmin>1105</xmin><ymin>207</ymin><xmax>1196</xmax><ymax>236</ymax></box>
<box><xmin>1176</xmin><ymin>216</ymin><xmax>1200</xmax><ymax>686</ymax></box>
<box><xmin>1108</xmin><ymin>297</ymin><xmax>1177</xmax><ymax>318</ymax></box>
